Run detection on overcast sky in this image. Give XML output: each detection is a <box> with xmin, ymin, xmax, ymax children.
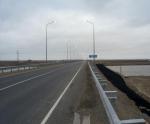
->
<box><xmin>0</xmin><ymin>0</ymin><xmax>150</xmax><ymax>60</ymax></box>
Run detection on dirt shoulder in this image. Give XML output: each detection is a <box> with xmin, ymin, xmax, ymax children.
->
<box><xmin>74</xmin><ymin>64</ymin><xmax>109</xmax><ymax>124</ymax></box>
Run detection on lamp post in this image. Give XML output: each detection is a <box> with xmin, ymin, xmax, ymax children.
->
<box><xmin>45</xmin><ymin>21</ymin><xmax>54</xmax><ymax>63</ymax></box>
<box><xmin>16</xmin><ymin>50</ymin><xmax>19</xmax><ymax>63</ymax></box>
<box><xmin>87</xmin><ymin>20</ymin><xmax>96</xmax><ymax>61</ymax></box>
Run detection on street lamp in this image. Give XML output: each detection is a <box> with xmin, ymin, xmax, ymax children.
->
<box><xmin>45</xmin><ymin>21</ymin><xmax>54</xmax><ymax>63</ymax></box>
<box><xmin>87</xmin><ymin>20</ymin><xmax>96</xmax><ymax>61</ymax></box>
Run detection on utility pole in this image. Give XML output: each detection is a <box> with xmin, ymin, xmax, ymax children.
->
<box><xmin>66</xmin><ymin>42</ymin><xmax>69</xmax><ymax>60</ymax></box>
<box><xmin>16</xmin><ymin>50</ymin><xmax>19</xmax><ymax>63</ymax></box>
<box><xmin>45</xmin><ymin>21</ymin><xmax>54</xmax><ymax>63</ymax></box>
<box><xmin>69</xmin><ymin>42</ymin><xmax>71</xmax><ymax>61</ymax></box>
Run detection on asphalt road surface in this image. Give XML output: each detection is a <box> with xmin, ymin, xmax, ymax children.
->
<box><xmin>0</xmin><ymin>61</ymin><xmax>85</xmax><ymax>124</ymax></box>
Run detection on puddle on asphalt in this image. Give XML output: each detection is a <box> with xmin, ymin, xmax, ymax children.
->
<box><xmin>73</xmin><ymin>112</ymin><xmax>90</xmax><ymax>124</ymax></box>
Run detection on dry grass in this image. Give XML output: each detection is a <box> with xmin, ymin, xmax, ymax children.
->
<box><xmin>95</xmin><ymin>60</ymin><xmax>150</xmax><ymax>66</ymax></box>
<box><xmin>125</xmin><ymin>76</ymin><xmax>150</xmax><ymax>103</ymax></box>
<box><xmin>124</xmin><ymin>76</ymin><xmax>150</xmax><ymax>123</ymax></box>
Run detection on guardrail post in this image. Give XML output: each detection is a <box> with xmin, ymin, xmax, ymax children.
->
<box><xmin>105</xmin><ymin>91</ymin><xmax>118</xmax><ymax>109</ymax></box>
<box><xmin>96</xmin><ymin>75</ymin><xmax>103</xmax><ymax>79</ymax></box>
<box><xmin>105</xmin><ymin>91</ymin><xmax>117</xmax><ymax>97</ymax></box>
<box><xmin>99</xmin><ymin>80</ymin><xmax>107</xmax><ymax>83</ymax></box>
<box><xmin>108</xmin><ymin>96</ymin><xmax>117</xmax><ymax>110</ymax></box>
<box><xmin>101</xmin><ymin>83</ymin><xmax>107</xmax><ymax>90</ymax></box>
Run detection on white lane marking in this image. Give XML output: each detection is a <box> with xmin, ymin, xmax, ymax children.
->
<box><xmin>0</xmin><ymin>68</ymin><xmax>61</xmax><ymax>92</ymax></box>
<box><xmin>82</xmin><ymin>115</ymin><xmax>90</xmax><ymax>124</ymax></box>
<box><xmin>40</xmin><ymin>64</ymin><xmax>82</xmax><ymax>124</ymax></box>
<box><xmin>73</xmin><ymin>113</ymin><xmax>80</xmax><ymax>124</ymax></box>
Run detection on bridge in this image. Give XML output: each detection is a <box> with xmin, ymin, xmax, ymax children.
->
<box><xmin>0</xmin><ymin>61</ymin><xmax>147</xmax><ymax>124</ymax></box>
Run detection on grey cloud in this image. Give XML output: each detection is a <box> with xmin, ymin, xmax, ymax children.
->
<box><xmin>0</xmin><ymin>0</ymin><xmax>150</xmax><ymax>60</ymax></box>
<box><xmin>107</xmin><ymin>0</ymin><xmax>150</xmax><ymax>27</ymax></box>
<box><xmin>81</xmin><ymin>0</ymin><xmax>150</xmax><ymax>27</ymax></box>
<box><xmin>84</xmin><ymin>0</ymin><xmax>112</xmax><ymax>12</ymax></box>
<box><xmin>126</xmin><ymin>0</ymin><xmax>150</xmax><ymax>27</ymax></box>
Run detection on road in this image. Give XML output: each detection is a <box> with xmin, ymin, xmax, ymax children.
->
<box><xmin>0</xmin><ymin>61</ymin><xmax>85</xmax><ymax>124</ymax></box>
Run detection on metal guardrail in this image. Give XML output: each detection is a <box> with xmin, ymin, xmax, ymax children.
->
<box><xmin>88</xmin><ymin>62</ymin><xmax>146</xmax><ymax>124</ymax></box>
<box><xmin>0</xmin><ymin>61</ymin><xmax>78</xmax><ymax>74</ymax></box>
<box><xmin>0</xmin><ymin>62</ymin><xmax>63</xmax><ymax>74</ymax></box>
<box><xmin>0</xmin><ymin>65</ymin><xmax>36</xmax><ymax>73</ymax></box>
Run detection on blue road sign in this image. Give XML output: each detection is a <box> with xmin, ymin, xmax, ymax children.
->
<box><xmin>89</xmin><ymin>54</ymin><xmax>98</xmax><ymax>58</ymax></box>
